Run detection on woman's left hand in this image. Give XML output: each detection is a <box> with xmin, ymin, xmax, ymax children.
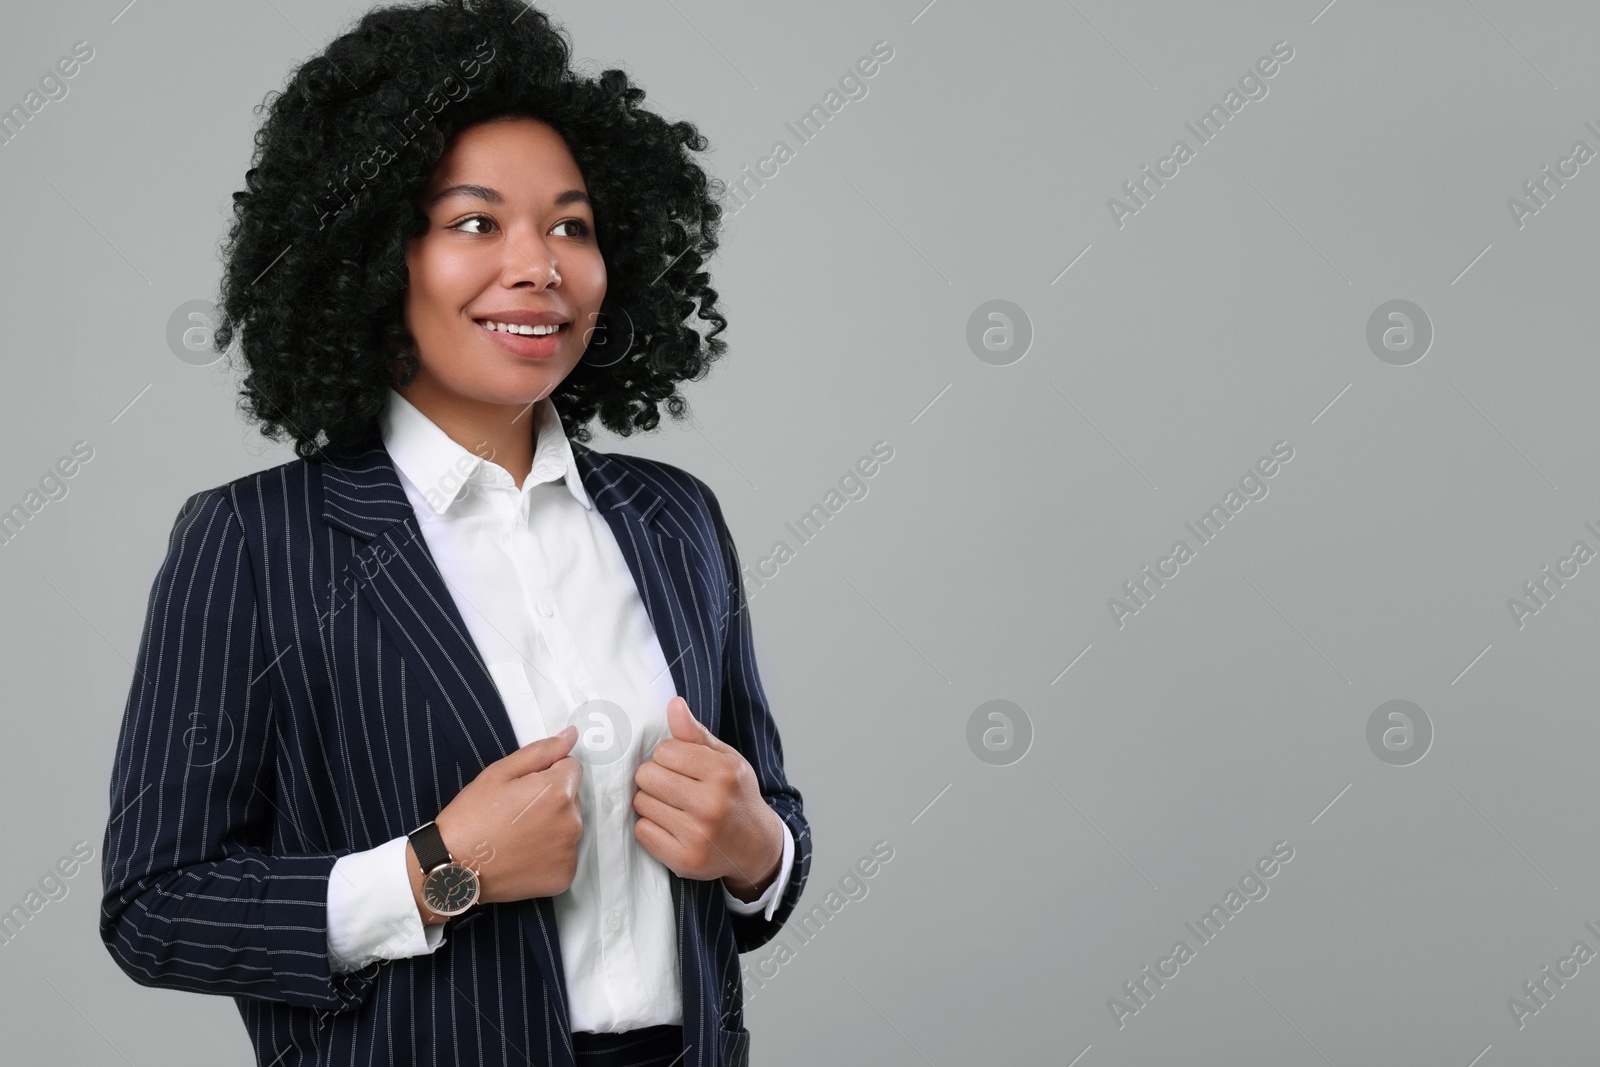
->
<box><xmin>632</xmin><ymin>697</ymin><xmax>784</xmax><ymax>899</ymax></box>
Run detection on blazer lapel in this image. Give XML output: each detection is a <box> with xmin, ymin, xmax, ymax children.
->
<box><xmin>571</xmin><ymin>442</ymin><xmax>707</xmax><ymax>723</ymax></box>
<box><xmin>318</xmin><ymin>432</ymin><xmax>717</xmax><ymax>1067</ymax></box>
<box><xmin>320</xmin><ymin>440</ymin><xmax>519</xmax><ymax>757</ymax></box>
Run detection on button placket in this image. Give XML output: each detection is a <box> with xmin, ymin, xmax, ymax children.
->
<box><xmin>525</xmin><ymin>502</ymin><xmax>604</xmax><ymax>725</ymax></box>
<box><xmin>530</xmin><ymin>593</ymin><xmax>602</xmax><ymax>719</ymax></box>
<box><xmin>499</xmin><ymin>513</ymin><xmax>579</xmax><ymax>720</ymax></box>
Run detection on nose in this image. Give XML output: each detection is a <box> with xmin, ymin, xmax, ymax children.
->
<box><xmin>500</xmin><ymin>232</ymin><xmax>560</xmax><ymax>290</ymax></box>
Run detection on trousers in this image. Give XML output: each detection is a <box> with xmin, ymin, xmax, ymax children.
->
<box><xmin>571</xmin><ymin>1024</ymin><xmax>686</xmax><ymax>1066</ymax></box>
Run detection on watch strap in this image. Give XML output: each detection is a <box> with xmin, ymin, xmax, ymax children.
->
<box><xmin>409</xmin><ymin>821</ymin><xmax>453</xmax><ymax>874</ymax></box>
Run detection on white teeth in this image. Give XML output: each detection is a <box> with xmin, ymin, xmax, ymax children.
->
<box><xmin>478</xmin><ymin>320</ymin><xmax>562</xmax><ymax>336</ymax></box>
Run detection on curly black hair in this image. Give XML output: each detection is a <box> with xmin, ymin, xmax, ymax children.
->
<box><xmin>214</xmin><ymin>0</ymin><xmax>729</xmax><ymax>461</ymax></box>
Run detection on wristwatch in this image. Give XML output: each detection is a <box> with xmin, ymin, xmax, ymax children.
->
<box><xmin>408</xmin><ymin>820</ymin><xmax>480</xmax><ymax>917</ymax></box>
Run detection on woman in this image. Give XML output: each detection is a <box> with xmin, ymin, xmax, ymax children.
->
<box><xmin>98</xmin><ymin>3</ymin><xmax>810</xmax><ymax>1065</ymax></box>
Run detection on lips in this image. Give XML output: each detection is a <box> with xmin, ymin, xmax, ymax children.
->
<box><xmin>476</xmin><ymin>319</ymin><xmax>567</xmax><ymax>360</ymax></box>
<box><xmin>471</xmin><ymin>309</ymin><xmax>569</xmax><ymax>328</ymax></box>
<box><xmin>475</xmin><ymin>319</ymin><xmax>564</xmax><ymax>337</ymax></box>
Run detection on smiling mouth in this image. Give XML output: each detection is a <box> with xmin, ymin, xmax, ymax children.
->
<box><xmin>474</xmin><ymin>319</ymin><xmax>567</xmax><ymax>336</ymax></box>
<box><xmin>472</xmin><ymin>319</ymin><xmax>569</xmax><ymax>361</ymax></box>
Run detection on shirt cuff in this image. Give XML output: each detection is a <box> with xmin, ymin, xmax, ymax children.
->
<box><xmin>327</xmin><ymin>834</ymin><xmax>448</xmax><ymax>974</ymax></box>
<box><xmin>721</xmin><ymin>820</ymin><xmax>795</xmax><ymax>922</ymax></box>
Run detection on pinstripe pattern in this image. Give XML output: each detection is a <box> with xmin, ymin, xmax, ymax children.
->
<box><xmin>100</xmin><ymin>429</ymin><xmax>811</xmax><ymax>1067</ymax></box>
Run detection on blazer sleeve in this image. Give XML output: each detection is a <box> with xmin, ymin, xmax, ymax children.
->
<box><xmin>99</xmin><ymin>487</ymin><xmax>378</xmax><ymax>1012</ymax></box>
<box><xmin>694</xmin><ymin>477</ymin><xmax>812</xmax><ymax>953</ymax></box>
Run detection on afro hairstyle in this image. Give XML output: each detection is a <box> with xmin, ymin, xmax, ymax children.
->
<box><xmin>214</xmin><ymin>0</ymin><xmax>730</xmax><ymax>461</ymax></box>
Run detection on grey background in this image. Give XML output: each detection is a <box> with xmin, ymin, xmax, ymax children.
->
<box><xmin>3</xmin><ymin>0</ymin><xmax>1597</xmax><ymax>1063</ymax></box>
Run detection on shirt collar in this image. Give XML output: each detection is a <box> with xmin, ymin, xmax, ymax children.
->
<box><xmin>379</xmin><ymin>386</ymin><xmax>593</xmax><ymax>517</ymax></box>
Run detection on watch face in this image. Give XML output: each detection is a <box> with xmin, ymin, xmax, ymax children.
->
<box><xmin>422</xmin><ymin>863</ymin><xmax>480</xmax><ymax>916</ymax></box>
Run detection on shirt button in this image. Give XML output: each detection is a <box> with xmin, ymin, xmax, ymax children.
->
<box><xmin>537</xmin><ymin>601</ymin><xmax>554</xmax><ymax>617</ymax></box>
<box><xmin>602</xmin><ymin>793</ymin><xmax>613</xmax><ymax>813</ymax></box>
<box><xmin>607</xmin><ymin>913</ymin><xmax>621</xmax><ymax>932</ymax></box>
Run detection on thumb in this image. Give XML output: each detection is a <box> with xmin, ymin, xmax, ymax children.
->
<box><xmin>502</xmin><ymin>723</ymin><xmax>578</xmax><ymax>777</ymax></box>
<box><xmin>666</xmin><ymin>696</ymin><xmax>719</xmax><ymax>748</ymax></box>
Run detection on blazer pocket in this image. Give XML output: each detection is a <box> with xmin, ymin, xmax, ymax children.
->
<box><xmin>717</xmin><ymin>1025</ymin><xmax>751</xmax><ymax>1067</ymax></box>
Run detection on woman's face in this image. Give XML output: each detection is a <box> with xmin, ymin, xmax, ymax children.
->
<box><xmin>401</xmin><ymin>115</ymin><xmax>605</xmax><ymax>409</ymax></box>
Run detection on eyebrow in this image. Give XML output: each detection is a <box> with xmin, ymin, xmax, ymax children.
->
<box><xmin>422</xmin><ymin>184</ymin><xmax>591</xmax><ymax>210</ymax></box>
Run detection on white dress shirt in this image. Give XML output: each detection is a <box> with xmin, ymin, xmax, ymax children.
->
<box><xmin>323</xmin><ymin>386</ymin><xmax>795</xmax><ymax>1034</ymax></box>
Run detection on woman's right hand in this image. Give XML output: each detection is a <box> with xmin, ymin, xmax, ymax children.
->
<box><xmin>432</xmin><ymin>724</ymin><xmax>584</xmax><ymax>904</ymax></box>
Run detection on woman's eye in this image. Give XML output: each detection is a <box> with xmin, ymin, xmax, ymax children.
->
<box><xmin>447</xmin><ymin>216</ymin><xmax>588</xmax><ymax>238</ymax></box>
<box><xmin>450</xmin><ymin>214</ymin><xmax>496</xmax><ymax>235</ymax></box>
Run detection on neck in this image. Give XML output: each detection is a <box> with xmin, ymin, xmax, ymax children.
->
<box><xmin>393</xmin><ymin>377</ymin><xmax>542</xmax><ymax>490</ymax></box>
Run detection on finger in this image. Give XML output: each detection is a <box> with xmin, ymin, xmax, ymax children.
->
<box><xmin>507</xmin><ymin>758</ymin><xmax>583</xmax><ymax>827</ymax></box>
<box><xmin>553</xmin><ymin>754</ymin><xmax>584</xmax><ymax>798</ymax></box>
<box><xmin>501</xmin><ymin>725</ymin><xmax>578</xmax><ymax>779</ymax></box>
<box><xmin>634</xmin><ymin>792</ymin><xmax>748</xmax><ymax>885</ymax></box>
<box><xmin>635</xmin><ymin>754</ymin><xmax>708</xmax><ymax>807</ymax></box>
<box><xmin>508</xmin><ymin>774</ymin><xmax>558</xmax><ymax>827</ymax></box>
<box><xmin>632</xmin><ymin>788</ymin><xmax>693</xmax><ymax>840</ymax></box>
<box><xmin>632</xmin><ymin>815</ymin><xmax>680</xmax><ymax>872</ymax></box>
<box><xmin>666</xmin><ymin>696</ymin><xmax>724</xmax><ymax>749</ymax></box>
<box><xmin>645</xmin><ymin>737</ymin><xmax>726</xmax><ymax>782</ymax></box>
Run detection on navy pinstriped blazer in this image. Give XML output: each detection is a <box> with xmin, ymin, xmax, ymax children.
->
<box><xmin>99</xmin><ymin>429</ymin><xmax>812</xmax><ymax>1067</ymax></box>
